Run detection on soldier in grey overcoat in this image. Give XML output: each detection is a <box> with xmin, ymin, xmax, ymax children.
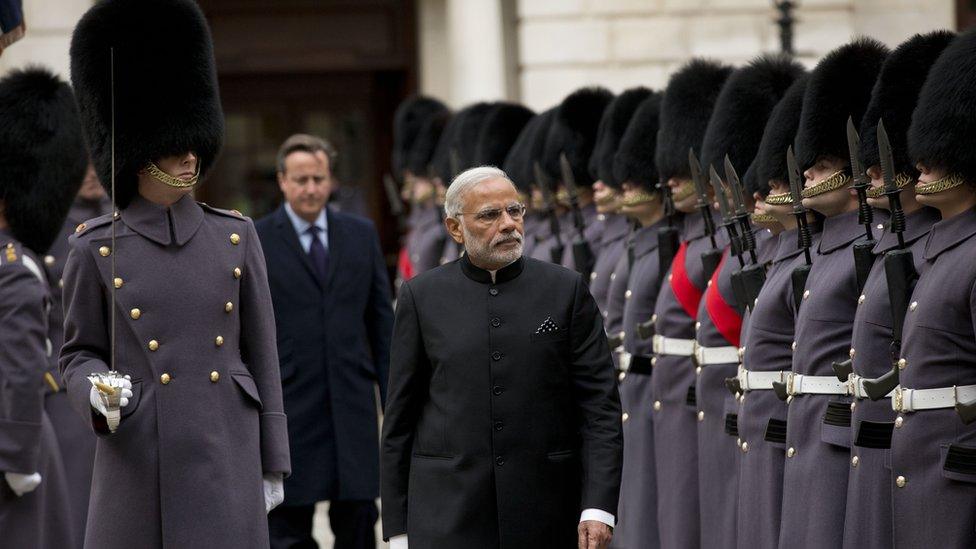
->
<box><xmin>887</xmin><ymin>26</ymin><xmax>976</xmax><ymax>547</ymax></box>
<box><xmin>842</xmin><ymin>31</ymin><xmax>952</xmax><ymax>549</ymax></box>
<box><xmin>778</xmin><ymin>39</ymin><xmax>889</xmax><ymax>548</ymax></box>
<box><xmin>60</xmin><ymin>2</ymin><xmax>290</xmax><ymax>547</ymax></box>
<box><xmin>0</xmin><ymin>66</ymin><xmax>88</xmax><ymax>549</ymax></box>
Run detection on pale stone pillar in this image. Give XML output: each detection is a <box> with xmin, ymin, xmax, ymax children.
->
<box><xmin>0</xmin><ymin>0</ymin><xmax>93</xmax><ymax>78</ymax></box>
<box><xmin>444</xmin><ymin>0</ymin><xmax>510</xmax><ymax>106</ymax></box>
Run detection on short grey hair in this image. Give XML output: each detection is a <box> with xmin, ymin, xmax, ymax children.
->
<box><xmin>444</xmin><ymin>166</ymin><xmax>514</xmax><ymax>218</ymax></box>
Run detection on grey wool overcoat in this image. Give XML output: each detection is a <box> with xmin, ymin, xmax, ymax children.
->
<box><xmin>60</xmin><ymin>194</ymin><xmax>290</xmax><ymax>549</ymax></box>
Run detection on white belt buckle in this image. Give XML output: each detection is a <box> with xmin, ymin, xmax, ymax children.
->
<box><xmin>893</xmin><ymin>386</ymin><xmax>906</xmax><ymax>412</ymax></box>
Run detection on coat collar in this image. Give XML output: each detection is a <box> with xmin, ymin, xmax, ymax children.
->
<box><xmin>682</xmin><ymin>209</ymin><xmax>718</xmax><ymax>242</ymax></box>
<box><xmin>460</xmin><ymin>253</ymin><xmax>525</xmax><ymax>284</ymax></box>
<box><xmin>924</xmin><ymin>207</ymin><xmax>976</xmax><ymax>261</ymax></box>
<box><xmin>632</xmin><ymin>218</ymin><xmax>666</xmax><ymax>258</ymax></box>
<box><xmin>601</xmin><ymin>213</ymin><xmax>632</xmax><ymax>243</ymax></box>
<box><xmin>818</xmin><ymin>209</ymin><xmax>865</xmax><ymax>254</ymax></box>
<box><xmin>873</xmin><ymin>207</ymin><xmax>940</xmax><ymax>255</ymax></box>
<box><xmin>121</xmin><ymin>194</ymin><xmax>203</xmax><ymax>247</ymax></box>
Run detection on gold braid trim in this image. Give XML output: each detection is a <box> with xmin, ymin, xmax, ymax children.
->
<box><xmin>750</xmin><ymin>212</ymin><xmax>777</xmax><ymax>224</ymax></box>
<box><xmin>764</xmin><ymin>191</ymin><xmax>793</xmax><ymax>205</ymax></box>
<box><xmin>915</xmin><ymin>173</ymin><xmax>966</xmax><ymax>195</ymax></box>
<box><xmin>146</xmin><ymin>161</ymin><xmax>199</xmax><ymax>188</ymax></box>
<box><xmin>595</xmin><ymin>189</ymin><xmax>619</xmax><ymax>205</ymax></box>
<box><xmin>866</xmin><ymin>173</ymin><xmax>914</xmax><ymax>198</ymax></box>
<box><xmin>671</xmin><ymin>181</ymin><xmax>696</xmax><ymax>201</ymax></box>
<box><xmin>800</xmin><ymin>170</ymin><xmax>851</xmax><ymax>198</ymax></box>
<box><xmin>621</xmin><ymin>191</ymin><xmax>659</xmax><ymax>207</ymax></box>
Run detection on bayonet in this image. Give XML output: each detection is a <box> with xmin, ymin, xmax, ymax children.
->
<box><xmin>847</xmin><ymin>117</ymin><xmax>878</xmax><ymax>293</ymax></box>
<box><xmin>878</xmin><ymin>120</ymin><xmax>906</xmax><ymax>248</ymax></box>
<box><xmin>534</xmin><ymin>161</ymin><xmax>565</xmax><ymax>264</ymax></box>
<box><xmin>709</xmin><ymin>165</ymin><xmax>743</xmax><ymax>267</ymax></box>
<box><xmin>724</xmin><ymin>156</ymin><xmax>759</xmax><ymax>264</ymax></box>
<box><xmin>559</xmin><ymin>153</ymin><xmax>595</xmax><ymax>280</ymax></box>
<box><xmin>689</xmin><ymin>148</ymin><xmax>722</xmax><ymax>276</ymax></box>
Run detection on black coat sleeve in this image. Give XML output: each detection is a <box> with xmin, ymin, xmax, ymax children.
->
<box><xmin>364</xmin><ymin>223</ymin><xmax>394</xmax><ymax>407</ymax></box>
<box><xmin>380</xmin><ymin>282</ymin><xmax>431</xmax><ymax>539</ymax></box>
<box><xmin>569</xmin><ymin>274</ymin><xmax>623</xmax><ymax>515</ymax></box>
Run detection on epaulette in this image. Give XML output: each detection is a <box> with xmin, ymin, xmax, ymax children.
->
<box><xmin>72</xmin><ymin>212</ymin><xmax>118</xmax><ymax>238</ymax></box>
<box><xmin>2</xmin><ymin>241</ymin><xmax>20</xmax><ymax>265</ymax></box>
<box><xmin>0</xmin><ymin>241</ymin><xmax>45</xmax><ymax>284</ymax></box>
<box><xmin>198</xmin><ymin>202</ymin><xmax>250</xmax><ymax>222</ymax></box>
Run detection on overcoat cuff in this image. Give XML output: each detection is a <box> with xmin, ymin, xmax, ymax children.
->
<box><xmin>260</xmin><ymin>411</ymin><xmax>291</xmax><ymax>477</ymax></box>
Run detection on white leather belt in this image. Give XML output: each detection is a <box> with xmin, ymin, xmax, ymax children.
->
<box><xmin>652</xmin><ymin>335</ymin><xmax>695</xmax><ymax>357</ymax></box>
<box><xmin>892</xmin><ymin>384</ymin><xmax>976</xmax><ymax>413</ymax></box>
<box><xmin>737</xmin><ymin>367</ymin><xmax>787</xmax><ymax>392</ymax></box>
<box><xmin>618</xmin><ymin>352</ymin><xmax>631</xmax><ymax>372</ymax></box>
<box><xmin>695</xmin><ymin>344</ymin><xmax>740</xmax><ymax>366</ymax></box>
<box><xmin>847</xmin><ymin>374</ymin><xmax>896</xmax><ymax>400</ymax></box>
<box><xmin>786</xmin><ymin>373</ymin><xmax>848</xmax><ymax>396</ymax></box>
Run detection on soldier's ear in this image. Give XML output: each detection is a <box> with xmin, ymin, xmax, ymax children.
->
<box><xmin>445</xmin><ymin>216</ymin><xmax>464</xmax><ymax>245</ymax></box>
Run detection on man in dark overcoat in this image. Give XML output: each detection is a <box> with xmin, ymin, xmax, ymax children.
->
<box><xmin>256</xmin><ymin>133</ymin><xmax>393</xmax><ymax>549</ymax></box>
<box><xmin>381</xmin><ymin>166</ymin><xmax>622</xmax><ymax>549</ymax></box>
<box><xmin>0</xmin><ymin>66</ymin><xmax>86</xmax><ymax>549</ymax></box>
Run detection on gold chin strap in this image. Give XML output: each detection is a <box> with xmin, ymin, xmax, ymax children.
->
<box><xmin>800</xmin><ymin>170</ymin><xmax>851</xmax><ymax>198</ymax></box>
<box><xmin>555</xmin><ymin>189</ymin><xmax>571</xmax><ymax>206</ymax></box>
<box><xmin>621</xmin><ymin>191</ymin><xmax>659</xmax><ymax>207</ymax></box>
<box><xmin>671</xmin><ymin>180</ymin><xmax>696</xmax><ymax>202</ymax></box>
<box><xmin>750</xmin><ymin>212</ymin><xmax>777</xmax><ymax>224</ymax></box>
<box><xmin>146</xmin><ymin>161</ymin><xmax>200</xmax><ymax>188</ymax></box>
<box><xmin>915</xmin><ymin>173</ymin><xmax>966</xmax><ymax>195</ymax></box>
<box><xmin>764</xmin><ymin>191</ymin><xmax>793</xmax><ymax>205</ymax></box>
<box><xmin>595</xmin><ymin>189</ymin><xmax>619</xmax><ymax>205</ymax></box>
<box><xmin>866</xmin><ymin>173</ymin><xmax>914</xmax><ymax>198</ymax></box>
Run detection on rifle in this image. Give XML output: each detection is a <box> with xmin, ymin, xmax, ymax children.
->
<box><xmin>383</xmin><ymin>173</ymin><xmax>408</xmax><ymax>234</ymax></box>
<box><xmin>657</xmin><ymin>131</ymin><xmax>681</xmax><ymax>274</ymax></box>
<box><xmin>858</xmin><ymin>121</ymin><xmax>917</xmax><ymax>403</ymax></box>
<box><xmin>559</xmin><ymin>153</ymin><xmax>596</xmax><ymax>281</ymax></box>
<box><xmin>709</xmin><ymin>165</ymin><xmax>749</xmax><ymax>311</ymax></box>
<box><xmin>725</xmin><ymin>156</ymin><xmax>767</xmax><ymax>310</ymax></box>
<box><xmin>847</xmin><ymin>117</ymin><xmax>878</xmax><ymax>293</ymax></box>
<box><xmin>534</xmin><ymin>162</ymin><xmax>565</xmax><ymax>264</ymax></box>
<box><xmin>689</xmin><ymin>148</ymin><xmax>722</xmax><ymax>277</ymax></box>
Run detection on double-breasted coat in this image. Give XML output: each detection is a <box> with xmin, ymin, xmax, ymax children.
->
<box><xmin>560</xmin><ymin>202</ymin><xmax>604</xmax><ymax>272</ymax></box>
<box><xmin>650</xmin><ymin>211</ymin><xmax>726</xmax><ymax>549</ymax></box>
<box><xmin>735</xmin><ymin>227</ymin><xmax>819</xmax><ymax>549</ymax></box>
<box><xmin>528</xmin><ymin>211</ymin><xmax>574</xmax><ymax>265</ymax></box>
<box><xmin>255</xmin><ymin>204</ymin><xmax>393</xmax><ymax>504</ymax></box>
<box><xmin>60</xmin><ymin>194</ymin><xmax>291</xmax><ymax>549</ymax></box>
<box><xmin>42</xmin><ymin>197</ymin><xmax>110</xmax><ymax>546</ymax></box>
<box><xmin>407</xmin><ymin>205</ymin><xmax>448</xmax><ymax>275</ymax></box>
<box><xmin>0</xmin><ymin>231</ymin><xmax>74</xmax><ymax>549</ymax></box>
<box><xmin>890</xmin><ymin>208</ymin><xmax>976</xmax><ymax>547</ymax></box>
<box><xmin>779</xmin><ymin>209</ymin><xmax>875</xmax><ymax>548</ymax></box>
<box><xmin>381</xmin><ymin>254</ymin><xmax>623</xmax><ymax>549</ymax></box>
<box><xmin>843</xmin><ymin>207</ymin><xmax>938</xmax><ymax>549</ymax></box>
<box><xmin>588</xmin><ymin>213</ymin><xmax>631</xmax><ymax>317</ymax></box>
<box><xmin>611</xmin><ymin>221</ymin><xmax>664</xmax><ymax>549</ymax></box>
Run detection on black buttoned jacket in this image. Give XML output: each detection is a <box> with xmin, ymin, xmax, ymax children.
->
<box><xmin>381</xmin><ymin>254</ymin><xmax>622</xmax><ymax>549</ymax></box>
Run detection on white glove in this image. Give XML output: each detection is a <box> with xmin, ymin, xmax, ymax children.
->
<box><xmin>90</xmin><ymin>375</ymin><xmax>133</xmax><ymax>416</ymax></box>
<box><xmin>389</xmin><ymin>534</ymin><xmax>408</xmax><ymax>549</ymax></box>
<box><xmin>263</xmin><ymin>473</ymin><xmax>284</xmax><ymax>513</ymax></box>
<box><xmin>4</xmin><ymin>472</ymin><xmax>42</xmax><ymax>497</ymax></box>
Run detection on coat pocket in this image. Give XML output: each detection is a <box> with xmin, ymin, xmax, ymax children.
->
<box><xmin>546</xmin><ymin>449</ymin><xmax>576</xmax><ymax>462</ymax></box>
<box><xmin>230</xmin><ymin>369</ymin><xmax>263</xmax><ymax>411</ymax></box>
<box><xmin>942</xmin><ymin>444</ymin><xmax>976</xmax><ymax>484</ymax></box>
<box><xmin>530</xmin><ymin>330</ymin><xmax>570</xmax><ymax>344</ymax></box>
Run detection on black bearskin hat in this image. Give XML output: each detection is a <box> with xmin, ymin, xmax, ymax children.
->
<box><xmin>794</xmin><ymin>38</ymin><xmax>889</xmax><ymax>171</ymax></box>
<box><xmin>502</xmin><ymin>108</ymin><xmax>556</xmax><ymax>194</ymax></box>
<box><xmin>393</xmin><ymin>95</ymin><xmax>449</xmax><ymax>177</ymax></box>
<box><xmin>908</xmin><ymin>28</ymin><xmax>976</xmax><ymax>181</ymax></box>
<box><xmin>542</xmin><ymin>87</ymin><xmax>614</xmax><ymax>187</ymax></box>
<box><xmin>655</xmin><ymin>59</ymin><xmax>733</xmax><ymax>182</ymax></box>
<box><xmin>405</xmin><ymin>109</ymin><xmax>451</xmax><ymax>178</ymax></box>
<box><xmin>0</xmin><ymin>67</ymin><xmax>88</xmax><ymax>254</ymax></box>
<box><xmin>474</xmin><ymin>102</ymin><xmax>535</xmax><ymax>167</ymax></box>
<box><xmin>613</xmin><ymin>92</ymin><xmax>664</xmax><ymax>193</ymax></box>
<box><xmin>431</xmin><ymin>102</ymin><xmax>495</xmax><ymax>183</ymax></box>
<box><xmin>590</xmin><ymin>86</ymin><xmax>653</xmax><ymax>189</ymax></box>
<box><xmin>744</xmin><ymin>75</ymin><xmax>809</xmax><ymax>196</ymax></box>
<box><xmin>859</xmin><ymin>31</ymin><xmax>954</xmax><ymax>176</ymax></box>
<box><xmin>70</xmin><ymin>0</ymin><xmax>224</xmax><ymax>209</ymax></box>
<box><xmin>700</xmin><ymin>54</ymin><xmax>805</xmax><ymax>181</ymax></box>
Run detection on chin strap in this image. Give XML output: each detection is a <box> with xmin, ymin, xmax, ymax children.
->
<box><xmin>146</xmin><ymin>160</ymin><xmax>200</xmax><ymax>188</ymax></box>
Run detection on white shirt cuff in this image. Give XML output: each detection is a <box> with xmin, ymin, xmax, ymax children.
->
<box><xmin>580</xmin><ymin>508</ymin><xmax>616</xmax><ymax>528</ymax></box>
<box><xmin>389</xmin><ymin>534</ymin><xmax>408</xmax><ymax>549</ymax></box>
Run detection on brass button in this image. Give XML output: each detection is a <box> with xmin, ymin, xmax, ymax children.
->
<box><xmin>148</xmin><ymin>339</ymin><xmax>159</xmax><ymax>351</ymax></box>
<box><xmin>741</xmin><ymin>442</ymin><xmax>749</xmax><ymax>453</ymax></box>
<box><xmin>895</xmin><ymin>475</ymin><xmax>906</xmax><ymax>488</ymax></box>
<box><xmin>850</xmin><ymin>401</ymin><xmax>856</xmax><ymax>412</ymax></box>
<box><xmin>695</xmin><ymin>366</ymin><xmax>702</xmax><ymax>375</ymax></box>
<box><xmin>114</xmin><ymin>277</ymin><xmax>124</xmax><ymax>289</ymax></box>
<box><xmin>857</xmin><ymin>294</ymin><xmax>865</xmax><ymax>305</ymax></box>
<box><xmin>625</xmin><ymin>290</ymin><xmax>632</xmax><ymax>299</ymax></box>
<box><xmin>225</xmin><ymin>302</ymin><xmax>234</xmax><ymax>313</ymax></box>
<box><xmin>695</xmin><ymin>321</ymin><xmax>701</xmax><ymax>331</ymax></box>
<box><xmin>852</xmin><ymin>455</ymin><xmax>859</xmax><ymax>467</ymax></box>
<box><xmin>895</xmin><ymin>416</ymin><xmax>903</xmax><ymax>428</ymax></box>
<box><xmin>909</xmin><ymin>301</ymin><xmax>917</xmax><ymax>312</ymax></box>
<box><xmin>897</xmin><ymin>358</ymin><xmax>907</xmax><ymax>370</ymax></box>
<box><xmin>75</xmin><ymin>223</ymin><xmax>87</xmax><ymax>233</ymax></box>
<box><xmin>622</xmin><ymin>412</ymin><xmax>630</xmax><ymax>422</ymax></box>
<box><xmin>791</xmin><ymin>341</ymin><xmax>797</xmax><ymax>351</ymax></box>
<box><xmin>618</xmin><ymin>372</ymin><xmax>626</xmax><ymax>382</ymax></box>
<box><xmin>653</xmin><ymin>401</ymin><xmax>662</xmax><ymax>411</ymax></box>
<box><xmin>210</xmin><ymin>371</ymin><xmax>220</xmax><ymax>383</ymax></box>
<box><xmin>610</xmin><ymin>273</ymin><xmax>616</xmax><ymax>281</ymax></box>
<box><xmin>697</xmin><ymin>410</ymin><xmax>705</xmax><ymax>422</ymax></box>
<box><xmin>44</xmin><ymin>255</ymin><xmax>55</xmax><ymax>266</ymax></box>
<box><xmin>802</xmin><ymin>290</ymin><xmax>810</xmax><ymax>299</ymax></box>
<box><xmin>215</xmin><ymin>335</ymin><xmax>224</xmax><ymax>347</ymax></box>
<box><xmin>160</xmin><ymin>373</ymin><xmax>171</xmax><ymax>384</ymax></box>
<box><xmin>99</xmin><ymin>246</ymin><xmax>111</xmax><ymax>257</ymax></box>
<box><xmin>230</xmin><ymin>233</ymin><xmax>241</xmax><ymax>245</ymax></box>
<box><xmin>233</xmin><ymin>267</ymin><xmax>242</xmax><ymax>279</ymax></box>
<box><xmin>850</xmin><ymin>348</ymin><xmax>856</xmax><ymax>358</ymax></box>
<box><xmin>590</xmin><ymin>272</ymin><xmax>598</xmax><ymax>281</ymax></box>
<box><xmin>130</xmin><ymin>308</ymin><xmax>141</xmax><ymax>320</ymax></box>
<box><xmin>787</xmin><ymin>447</ymin><xmax>796</xmax><ymax>458</ymax></box>
<box><xmin>736</xmin><ymin>438</ymin><xmax>742</xmax><ymax>448</ymax></box>
<box><xmin>651</xmin><ymin>314</ymin><xmax>658</xmax><ymax>323</ymax></box>
<box><xmin>651</xmin><ymin>357</ymin><xmax>658</xmax><ymax>366</ymax></box>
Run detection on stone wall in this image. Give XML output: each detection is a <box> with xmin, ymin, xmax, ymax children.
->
<box><xmin>0</xmin><ymin>0</ymin><xmax>93</xmax><ymax>78</ymax></box>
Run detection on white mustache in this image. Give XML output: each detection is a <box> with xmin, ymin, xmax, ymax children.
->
<box><xmin>493</xmin><ymin>233</ymin><xmax>523</xmax><ymax>246</ymax></box>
